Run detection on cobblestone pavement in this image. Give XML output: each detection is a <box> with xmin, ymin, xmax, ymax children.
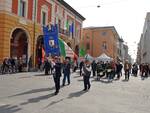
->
<box><xmin>0</xmin><ymin>71</ymin><xmax>150</xmax><ymax>113</ymax></box>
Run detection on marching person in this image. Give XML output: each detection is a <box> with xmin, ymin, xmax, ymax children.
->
<box><xmin>124</xmin><ymin>60</ymin><xmax>130</xmax><ymax>81</ymax></box>
<box><xmin>132</xmin><ymin>63</ymin><xmax>138</xmax><ymax>77</ymax></box>
<box><xmin>91</xmin><ymin>60</ymin><xmax>97</xmax><ymax>77</ymax></box>
<box><xmin>145</xmin><ymin>63</ymin><xmax>149</xmax><ymax>77</ymax></box>
<box><xmin>43</xmin><ymin>58</ymin><xmax>51</xmax><ymax>75</ymax></box>
<box><xmin>62</xmin><ymin>58</ymin><xmax>71</xmax><ymax>86</ymax></box>
<box><xmin>1</xmin><ymin>58</ymin><xmax>8</xmax><ymax>74</ymax></box>
<box><xmin>106</xmin><ymin>62</ymin><xmax>113</xmax><ymax>82</ymax></box>
<box><xmin>116</xmin><ymin>61</ymin><xmax>123</xmax><ymax>80</ymax></box>
<box><xmin>82</xmin><ymin>60</ymin><xmax>91</xmax><ymax>91</ymax></box>
<box><xmin>79</xmin><ymin>60</ymin><xmax>84</xmax><ymax>76</ymax></box>
<box><xmin>53</xmin><ymin>57</ymin><xmax>62</xmax><ymax>95</ymax></box>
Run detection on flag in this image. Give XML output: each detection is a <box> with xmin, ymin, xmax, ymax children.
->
<box><xmin>58</xmin><ymin>38</ymin><xmax>66</xmax><ymax>57</ymax></box>
<box><xmin>79</xmin><ymin>46</ymin><xmax>86</xmax><ymax>57</ymax></box>
<box><xmin>69</xmin><ymin>22</ymin><xmax>74</xmax><ymax>33</ymax></box>
<box><xmin>66</xmin><ymin>20</ymin><xmax>69</xmax><ymax>30</ymax></box>
<box><xmin>58</xmin><ymin>38</ymin><xmax>77</xmax><ymax>58</ymax></box>
<box><xmin>43</xmin><ymin>24</ymin><xmax>60</xmax><ymax>56</ymax></box>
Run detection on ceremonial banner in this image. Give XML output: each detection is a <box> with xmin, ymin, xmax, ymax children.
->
<box><xmin>43</xmin><ymin>25</ymin><xmax>60</xmax><ymax>56</ymax></box>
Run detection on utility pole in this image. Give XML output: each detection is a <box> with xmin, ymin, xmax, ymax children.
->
<box><xmin>33</xmin><ymin>0</ymin><xmax>37</xmax><ymax>68</ymax></box>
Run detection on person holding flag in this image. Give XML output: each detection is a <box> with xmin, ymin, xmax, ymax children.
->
<box><xmin>53</xmin><ymin>57</ymin><xmax>62</xmax><ymax>95</ymax></box>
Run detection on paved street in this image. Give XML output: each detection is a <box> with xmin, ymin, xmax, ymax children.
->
<box><xmin>0</xmin><ymin>71</ymin><xmax>150</xmax><ymax>113</ymax></box>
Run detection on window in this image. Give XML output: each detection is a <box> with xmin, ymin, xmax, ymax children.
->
<box><xmin>86</xmin><ymin>36</ymin><xmax>90</xmax><ymax>39</ymax></box>
<box><xmin>19</xmin><ymin>0</ymin><xmax>27</xmax><ymax>17</ymax></box>
<box><xmin>58</xmin><ymin>19</ymin><xmax>61</xmax><ymax>31</ymax></box>
<box><xmin>101</xmin><ymin>31</ymin><xmax>107</xmax><ymax>36</ymax></box>
<box><xmin>86</xmin><ymin>43</ymin><xmax>90</xmax><ymax>50</ymax></box>
<box><xmin>102</xmin><ymin>42</ymin><xmax>107</xmax><ymax>50</ymax></box>
<box><xmin>41</xmin><ymin>5</ymin><xmax>48</xmax><ymax>26</ymax></box>
<box><xmin>42</xmin><ymin>11</ymin><xmax>46</xmax><ymax>25</ymax></box>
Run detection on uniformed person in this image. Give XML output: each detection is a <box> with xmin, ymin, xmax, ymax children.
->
<box><xmin>53</xmin><ymin>57</ymin><xmax>62</xmax><ymax>95</ymax></box>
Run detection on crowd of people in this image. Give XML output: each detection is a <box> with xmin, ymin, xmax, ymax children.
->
<box><xmin>0</xmin><ymin>57</ymin><xmax>27</xmax><ymax>74</ymax></box>
<box><xmin>41</xmin><ymin>57</ymin><xmax>150</xmax><ymax>95</ymax></box>
<box><xmin>1</xmin><ymin>56</ymin><xmax>150</xmax><ymax>95</ymax></box>
<box><xmin>139</xmin><ymin>63</ymin><xmax>150</xmax><ymax>78</ymax></box>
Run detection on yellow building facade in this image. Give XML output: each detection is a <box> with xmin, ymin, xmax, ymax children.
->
<box><xmin>0</xmin><ymin>0</ymin><xmax>85</xmax><ymax>67</ymax></box>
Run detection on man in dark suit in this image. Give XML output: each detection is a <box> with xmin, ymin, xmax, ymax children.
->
<box><xmin>53</xmin><ymin>57</ymin><xmax>62</xmax><ymax>95</ymax></box>
<box><xmin>91</xmin><ymin>60</ymin><xmax>97</xmax><ymax>77</ymax></box>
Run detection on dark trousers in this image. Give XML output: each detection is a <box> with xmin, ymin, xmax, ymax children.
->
<box><xmin>80</xmin><ymin>68</ymin><xmax>82</xmax><ymax>76</ymax></box>
<box><xmin>63</xmin><ymin>73</ymin><xmax>70</xmax><ymax>85</ymax></box>
<box><xmin>2</xmin><ymin>64</ymin><xmax>7</xmax><ymax>74</ymax></box>
<box><xmin>73</xmin><ymin>66</ymin><xmax>77</xmax><ymax>72</ymax></box>
<box><xmin>145</xmin><ymin>71</ymin><xmax>148</xmax><ymax>77</ymax></box>
<box><xmin>54</xmin><ymin>77</ymin><xmax>60</xmax><ymax>93</ymax></box>
<box><xmin>111</xmin><ymin>70</ymin><xmax>115</xmax><ymax>79</ymax></box>
<box><xmin>18</xmin><ymin>65</ymin><xmax>22</xmax><ymax>72</ymax></box>
<box><xmin>45</xmin><ymin>68</ymin><xmax>50</xmax><ymax>75</ymax></box>
<box><xmin>125</xmin><ymin>70</ymin><xmax>130</xmax><ymax>80</ymax></box>
<box><xmin>45</xmin><ymin>70</ymin><xmax>49</xmax><ymax>75</ymax></box>
<box><xmin>50</xmin><ymin>68</ymin><xmax>54</xmax><ymax>74</ymax></box>
<box><xmin>92</xmin><ymin>69</ymin><xmax>96</xmax><ymax>76</ymax></box>
<box><xmin>83</xmin><ymin>76</ymin><xmax>90</xmax><ymax>90</ymax></box>
<box><xmin>107</xmin><ymin>72</ymin><xmax>113</xmax><ymax>80</ymax></box>
<box><xmin>116</xmin><ymin>71</ymin><xmax>121</xmax><ymax>79</ymax></box>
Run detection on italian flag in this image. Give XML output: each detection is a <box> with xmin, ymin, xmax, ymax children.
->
<box><xmin>58</xmin><ymin>38</ymin><xmax>78</xmax><ymax>60</ymax></box>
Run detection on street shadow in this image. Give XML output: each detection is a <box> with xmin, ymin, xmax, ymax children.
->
<box><xmin>77</xmin><ymin>79</ymin><xmax>83</xmax><ymax>82</ymax></box>
<box><xmin>0</xmin><ymin>104</ymin><xmax>21</xmax><ymax>113</ymax></box>
<box><xmin>34</xmin><ymin>74</ymin><xmax>50</xmax><ymax>76</ymax></box>
<box><xmin>74</xmin><ymin>75</ymin><xmax>82</xmax><ymax>78</ymax></box>
<box><xmin>20</xmin><ymin>93</ymin><xmax>55</xmax><ymax>105</ymax></box>
<box><xmin>67</xmin><ymin>90</ymin><xmax>87</xmax><ymax>99</ymax></box>
<box><xmin>18</xmin><ymin>76</ymin><xmax>32</xmax><ymax>79</ymax></box>
<box><xmin>91</xmin><ymin>78</ymin><xmax>111</xmax><ymax>84</ymax></box>
<box><xmin>141</xmin><ymin>77</ymin><xmax>146</xmax><ymax>80</ymax></box>
<box><xmin>99</xmin><ymin>79</ymin><xmax>112</xmax><ymax>84</ymax></box>
<box><xmin>44</xmin><ymin>98</ymin><xmax>64</xmax><ymax>108</ymax></box>
<box><xmin>122</xmin><ymin>79</ymin><xmax>129</xmax><ymax>82</ymax></box>
<box><xmin>9</xmin><ymin>87</ymin><xmax>55</xmax><ymax>97</ymax></box>
<box><xmin>44</xmin><ymin>90</ymin><xmax>87</xmax><ymax>108</ymax></box>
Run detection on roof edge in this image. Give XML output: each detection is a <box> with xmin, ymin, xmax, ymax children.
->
<box><xmin>57</xmin><ymin>0</ymin><xmax>85</xmax><ymax>21</ymax></box>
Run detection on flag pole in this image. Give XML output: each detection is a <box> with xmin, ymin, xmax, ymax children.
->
<box><xmin>33</xmin><ymin>0</ymin><xmax>37</xmax><ymax>68</ymax></box>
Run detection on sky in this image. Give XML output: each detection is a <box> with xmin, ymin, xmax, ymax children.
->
<box><xmin>65</xmin><ymin>0</ymin><xmax>150</xmax><ymax>60</ymax></box>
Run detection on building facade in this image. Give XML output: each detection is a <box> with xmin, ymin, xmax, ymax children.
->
<box><xmin>138</xmin><ymin>12</ymin><xmax>150</xmax><ymax>63</ymax></box>
<box><xmin>82</xmin><ymin>26</ymin><xmax>121</xmax><ymax>62</ymax></box>
<box><xmin>0</xmin><ymin>0</ymin><xmax>85</xmax><ymax>65</ymax></box>
<box><xmin>122</xmin><ymin>44</ymin><xmax>130</xmax><ymax>62</ymax></box>
<box><xmin>117</xmin><ymin>38</ymin><xmax>125</xmax><ymax>62</ymax></box>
